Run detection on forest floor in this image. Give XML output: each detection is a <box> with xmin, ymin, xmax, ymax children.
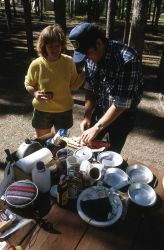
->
<box><xmin>0</xmin><ymin>10</ymin><xmax>164</xmax><ymax>183</ymax></box>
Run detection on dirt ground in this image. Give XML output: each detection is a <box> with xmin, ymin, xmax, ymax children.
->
<box><xmin>0</xmin><ymin>12</ymin><xmax>164</xmax><ymax>183</ymax></box>
<box><xmin>0</xmin><ymin>89</ymin><xmax>163</xmax><ymax>171</ymax></box>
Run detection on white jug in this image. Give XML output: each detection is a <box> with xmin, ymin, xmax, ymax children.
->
<box><xmin>32</xmin><ymin>161</ymin><xmax>51</xmax><ymax>193</ymax></box>
<box><xmin>16</xmin><ymin>148</ymin><xmax>53</xmax><ymax>173</ymax></box>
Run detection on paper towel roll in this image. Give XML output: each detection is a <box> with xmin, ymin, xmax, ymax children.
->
<box><xmin>16</xmin><ymin>148</ymin><xmax>53</xmax><ymax>173</ymax></box>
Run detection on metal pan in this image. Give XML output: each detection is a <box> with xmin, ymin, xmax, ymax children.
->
<box><xmin>103</xmin><ymin>168</ymin><xmax>128</xmax><ymax>188</ymax></box>
<box><xmin>126</xmin><ymin>164</ymin><xmax>153</xmax><ymax>184</ymax></box>
<box><xmin>128</xmin><ymin>183</ymin><xmax>157</xmax><ymax>207</ymax></box>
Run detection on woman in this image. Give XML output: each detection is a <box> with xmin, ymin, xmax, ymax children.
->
<box><xmin>25</xmin><ymin>24</ymin><xmax>85</xmax><ymax>138</ymax></box>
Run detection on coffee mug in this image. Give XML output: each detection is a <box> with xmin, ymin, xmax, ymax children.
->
<box><xmin>80</xmin><ymin>160</ymin><xmax>101</xmax><ymax>186</ymax></box>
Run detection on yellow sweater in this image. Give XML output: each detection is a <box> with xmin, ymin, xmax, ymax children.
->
<box><xmin>25</xmin><ymin>54</ymin><xmax>85</xmax><ymax>113</ymax></box>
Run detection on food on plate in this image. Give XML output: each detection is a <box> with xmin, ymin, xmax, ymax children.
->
<box><xmin>80</xmin><ymin>197</ymin><xmax>112</xmax><ymax>221</ymax></box>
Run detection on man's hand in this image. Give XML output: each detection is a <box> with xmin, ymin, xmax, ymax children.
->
<box><xmin>80</xmin><ymin>117</ymin><xmax>92</xmax><ymax>132</ymax></box>
<box><xmin>80</xmin><ymin>126</ymin><xmax>99</xmax><ymax>144</ymax></box>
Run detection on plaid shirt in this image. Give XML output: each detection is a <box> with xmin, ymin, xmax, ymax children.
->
<box><xmin>84</xmin><ymin>40</ymin><xmax>143</xmax><ymax>114</ymax></box>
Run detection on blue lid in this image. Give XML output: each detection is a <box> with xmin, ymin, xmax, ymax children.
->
<box><xmin>58</xmin><ymin>129</ymin><xmax>68</xmax><ymax>137</ymax></box>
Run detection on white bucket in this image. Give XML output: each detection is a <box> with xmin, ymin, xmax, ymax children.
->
<box><xmin>16</xmin><ymin>148</ymin><xmax>53</xmax><ymax>173</ymax></box>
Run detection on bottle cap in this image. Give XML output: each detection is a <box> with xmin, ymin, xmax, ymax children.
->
<box><xmin>58</xmin><ymin>129</ymin><xmax>68</xmax><ymax>137</ymax></box>
<box><xmin>36</xmin><ymin>161</ymin><xmax>45</xmax><ymax>171</ymax></box>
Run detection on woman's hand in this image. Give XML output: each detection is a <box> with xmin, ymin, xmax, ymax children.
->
<box><xmin>80</xmin><ymin>126</ymin><xmax>99</xmax><ymax>144</ymax></box>
<box><xmin>34</xmin><ymin>91</ymin><xmax>53</xmax><ymax>100</ymax></box>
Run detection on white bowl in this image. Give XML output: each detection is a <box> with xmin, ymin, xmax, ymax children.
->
<box><xmin>97</xmin><ymin>151</ymin><xmax>123</xmax><ymax>168</ymax></box>
<box><xmin>74</xmin><ymin>146</ymin><xmax>93</xmax><ymax>162</ymax></box>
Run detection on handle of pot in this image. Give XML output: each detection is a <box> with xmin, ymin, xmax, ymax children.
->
<box><xmin>5</xmin><ymin>149</ymin><xmax>14</xmax><ymax>163</ymax></box>
<box><xmin>109</xmin><ymin>180</ymin><xmax>130</xmax><ymax>192</ymax></box>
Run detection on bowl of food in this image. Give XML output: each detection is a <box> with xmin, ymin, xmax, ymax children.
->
<box><xmin>77</xmin><ymin>186</ymin><xmax>123</xmax><ymax>227</ymax></box>
<box><xmin>128</xmin><ymin>183</ymin><xmax>157</xmax><ymax>207</ymax></box>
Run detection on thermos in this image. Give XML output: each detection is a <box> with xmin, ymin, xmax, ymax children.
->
<box><xmin>32</xmin><ymin>161</ymin><xmax>51</xmax><ymax>193</ymax></box>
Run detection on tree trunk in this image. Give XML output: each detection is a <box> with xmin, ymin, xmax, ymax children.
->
<box><xmin>94</xmin><ymin>0</ymin><xmax>100</xmax><ymax>21</ymax></box>
<box><xmin>12</xmin><ymin>0</ymin><xmax>17</xmax><ymax>16</ymax></box>
<box><xmin>87</xmin><ymin>0</ymin><xmax>93</xmax><ymax>22</ymax></box>
<box><xmin>54</xmin><ymin>0</ymin><xmax>66</xmax><ymax>32</ymax></box>
<box><xmin>121</xmin><ymin>0</ymin><xmax>125</xmax><ymax>19</ymax></box>
<box><xmin>43</xmin><ymin>0</ymin><xmax>46</xmax><ymax>11</ymax></box>
<box><xmin>152</xmin><ymin>0</ymin><xmax>157</xmax><ymax>26</ymax></box>
<box><xmin>69</xmin><ymin>0</ymin><xmax>74</xmax><ymax>18</ymax></box>
<box><xmin>22</xmin><ymin>0</ymin><xmax>35</xmax><ymax>56</ymax></box>
<box><xmin>147</xmin><ymin>0</ymin><xmax>153</xmax><ymax>20</ymax></box>
<box><xmin>128</xmin><ymin>0</ymin><xmax>149</xmax><ymax>59</ymax></box>
<box><xmin>4</xmin><ymin>0</ymin><xmax>11</xmax><ymax>30</ymax></box>
<box><xmin>158</xmin><ymin>46</ymin><xmax>164</xmax><ymax>93</ymax></box>
<box><xmin>153</xmin><ymin>0</ymin><xmax>162</xmax><ymax>34</ymax></box>
<box><xmin>106</xmin><ymin>0</ymin><xmax>116</xmax><ymax>39</ymax></box>
<box><xmin>117</xmin><ymin>0</ymin><xmax>121</xmax><ymax>19</ymax></box>
<box><xmin>123</xmin><ymin>0</ymin><xmax>132</xmax><ymax>44</ymax></box>
<box><xmin>40</xmin><ymin>0</ymin><xmax>43</xmax><ymax>21</ymax></box>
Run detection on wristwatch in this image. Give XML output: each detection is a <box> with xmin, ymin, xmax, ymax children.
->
<box><xmin>95</xmin><ymin>122</ymin><xmax>104</xmax><ymax>131</ymax></box>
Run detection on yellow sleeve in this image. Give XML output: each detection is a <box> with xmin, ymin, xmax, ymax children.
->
<box><xmin>70</xmin><ymin>61</ymin><xmax>86</xmax><ymax>90</ymax></box>
<box><xmin>24</xmin><ymin>60</ymin><xmax>39</xmax><ymax>88</ymax></box>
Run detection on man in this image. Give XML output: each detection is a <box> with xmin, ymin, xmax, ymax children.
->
<box><xmin>69</xmin><ymin>22</ymin><xmax>143</xmax><ymax>153</ymax></box>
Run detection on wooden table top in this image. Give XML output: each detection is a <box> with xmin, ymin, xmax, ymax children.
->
<box><xmin>2</xmin><ymin>161</ymin><xmax>164</xmax><ymax>250</ymax></box>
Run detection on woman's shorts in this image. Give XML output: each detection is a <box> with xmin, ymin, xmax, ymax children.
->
<box><xmin>32</xmin><ymin>109</ymin><xmax>73</xmax><ymax>129</ymax></box>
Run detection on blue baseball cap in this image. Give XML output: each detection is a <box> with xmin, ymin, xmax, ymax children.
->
<box><xmin>69</xmin><ymin>23</ymin><xmax>101</xmax><ymax>63</ymax></box>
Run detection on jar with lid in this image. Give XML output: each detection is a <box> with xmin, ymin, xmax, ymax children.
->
<box><xmin>32</xmin><ymin>161</ymin><xmax>51</xmax><ymax>193</ymax></box>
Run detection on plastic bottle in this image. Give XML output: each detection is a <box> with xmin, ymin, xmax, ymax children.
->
<box><xmin>32</xmin><ymin>161</ymin><xmax>51</xmax><ymax>193</ymax></box>
<box><xmin>57</xmin><ymin>175</ymin><xmax>68</xmax><ymax>207</ymax></box>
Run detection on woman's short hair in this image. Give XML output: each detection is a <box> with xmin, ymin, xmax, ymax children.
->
<box><xmin>36</xmin><ymin>24</ymin><xmax>66</xmax><ymax>57</ymax></box>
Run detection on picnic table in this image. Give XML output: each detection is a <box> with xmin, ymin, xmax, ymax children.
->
<box><xmin>1</xmin><ymin>159</ymin><xmax>164</xmax><ymax>250</ymax></box>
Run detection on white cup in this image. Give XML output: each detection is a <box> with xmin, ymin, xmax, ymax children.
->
<box><xmin>80</xmin><ymin>160</ymin><xmax>101</xmax><ymax>186</ymax></box>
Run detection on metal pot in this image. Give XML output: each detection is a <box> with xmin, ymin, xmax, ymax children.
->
<box><xmin>16</xmin><ymin>138</ymin><xmax>42</xmax><ymax>159</ymax></box>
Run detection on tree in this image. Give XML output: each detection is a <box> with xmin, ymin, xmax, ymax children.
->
<box><xmin>153</xmin><ymin>0</ymin><xmax>162</xmax><ymax>34</ymax></box>
<box><xmin>87</xmin><ymin>0</ymin><xmax>93</xmax><ymax>22</ymax></box>
<box><xmin>123</xmin><ymin>0</ymin><xmax>132</xmax><ymax>44</ymax></box>
<box><xmin>4</xmin><ymin>0</ymin><xmax>11</xmax><ymax>30</ymax></box>
<box><xmin>22</xmin><ymin>0</ymin><xmax>35</xmax><ymax>56</ymax></box>
<box><xmin>54</xmin><ymin>0</ymin><xmax>66</xmax><ymax>32</ymax></box>
<box><xmin>128</xmin><ymin>0</ymin><xmax>149</xmax><ymax>59</ymax></box>
<box><xmin>106</xmin><ymin>0</ymin><xmax>117</xmax><ymax>39</ymax></box>
<box><xmin>158</xmin><ymin>46</ymin><xmax>164</xmax><ymax>93</ymax></box>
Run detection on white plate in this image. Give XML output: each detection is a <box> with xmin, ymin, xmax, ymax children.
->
<box><xmin>97</xmin><ymin>151</ymin><xmax>123</xmax><ymax>168</ymax></box>
<box><xmin>126</xmin><ymin>164</ymin><xmax>153</xmax><ymax>184</ymax></box>
<box><xmin>104</xmin><ymin>168</ymin><xmax>128</xmax><ymax>187</ymax></box>
<box><xmin>74</xmin><ymin>146</ymin><xmax>93</xmax><ymax>162</ymax></box>
<box><xmin>77</xmin><ymin>186</ymin><xmax>123</xmax><ymax>227</ymax></box>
